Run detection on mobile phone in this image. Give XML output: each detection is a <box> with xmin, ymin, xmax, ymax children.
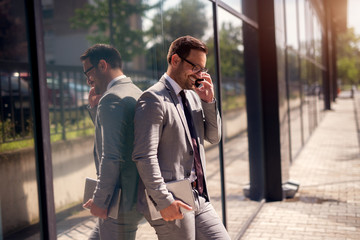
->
<box><xmin>195</xmin><ymin>79</ymin><xmax>204</xmax><ymax>88</ymax></box>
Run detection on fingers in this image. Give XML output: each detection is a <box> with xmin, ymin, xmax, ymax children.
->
<box><xmin>161</xmin><ymin>200</ymin><xmax>192</xmax><ymax>221</ymax></box>
<box><xmin>83</xmin><ymin>199</ymin><xmax>92</xmax><ymax>209</ymax></box>
<box><xmin>177</xmin><ymin>201</ymin><xmax>192</xmax><ymax>211</ymax></box>
<box><xmin>160</xmin><ymin>200</ymin><xmax>186</xmax><ymax>221</ymax></box>
<box><xmin>88</xmin><ymin>87</ymin><xmax>101</xmax><ymax>108</ymax></box>
<box><xmin>89</xmin><ymin>202</ymin><xmax>108</xmax><ymax>219</ymax></box>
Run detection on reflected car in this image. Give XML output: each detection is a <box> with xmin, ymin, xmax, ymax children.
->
<box><xmin>47</xmin><ymin>77</ymin><xmax>89</xmax><ymax>108</ymax></box>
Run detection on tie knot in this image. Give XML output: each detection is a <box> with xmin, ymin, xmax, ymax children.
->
<box><xmin>179</xmin><ymin>90</ymin><xmax>185</xmax><ymax>98</ymax></box>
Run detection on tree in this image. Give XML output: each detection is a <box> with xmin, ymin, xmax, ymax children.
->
<box><xmin>70</xmin><ymin>0</ymin><xmax>157</xmax><ymax>62</ymax></box>
<box><xmin>145</xmin><ymin>0</ymin><xmax>208</xmax><ymax>74</ymax></box>
<box><xmin>205</xmin><ymin>22</ymin><xmax>244</xmax><ymax>111</ymax></box>
<box><xmin>336</xmin><ymin>27</ymin><xmax>360</xmax><ymax>87</ymax></box>
<box><xmin>206</xmin><ymin>22</ymin><xmax>244</xmax><ymax>78</ymax></box>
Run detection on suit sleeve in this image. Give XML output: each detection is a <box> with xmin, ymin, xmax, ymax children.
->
<box><xmin>92</xmin><ymin>95</ymin><xmax>135</xmax><ymax>209</ymax></box>
<box><xmin>87</xmin><ymin>105</ymin><xmax>97</xmax><ymax>124</ymax></box>
<box><xmin>132</xmin><ymin>92</ymin><xmax>175</xmax><ymax>211</ymax></box>
<box><xmin>201</xmin><ymin>99</ymin><xmax>222</xmax><ymax>144</ymax></box>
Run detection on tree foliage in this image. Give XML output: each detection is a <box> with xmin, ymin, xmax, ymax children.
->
<box><xmin>145</xmin><ymin>0</ymin><xmax>208</xmax><ymax>73</ymax></box>
<box><xmin>206</xmin><ymin>22</ymin><xmax>244</xmax><ymax>78</ymax></box>
<box><xmin>336</xmin><ymin>28</ymin><xmax>360</xmax><ymax>86</ymax></box>
<box><xmin>70</xmin><ymin>0</ymin><xmax>157</xmax><ymax>62</ymax></box>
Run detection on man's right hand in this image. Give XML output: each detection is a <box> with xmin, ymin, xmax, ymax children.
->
<box><xmin>83</xmin><ymin>199</ymin><xmax>108</xmax><ymax>219</ymax></box>
<box><xmin>88</xmin><ymin>87</ymin><xmax>101</xmax><ymax>108</ymax></box>
<box><xmin>160</xmin><ymin>200</ymin><xmax>193</xmax><ymax>221</ymax></box>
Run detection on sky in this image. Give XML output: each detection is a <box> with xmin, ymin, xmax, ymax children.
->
<box><xmin>347</xmin><ymin>0</ymin><xmax>360</xmax><ymax>35</ymax></box>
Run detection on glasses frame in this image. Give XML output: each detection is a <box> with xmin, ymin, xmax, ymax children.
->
<box><xmin>83</xmin><ymin>65</ymin><xmax>95</xmax><ymax>77</ymax></box>
<box><xmin>177</xmin><ymin>55</ymin><xmax>208</xmax><ymax>73</ymax></box>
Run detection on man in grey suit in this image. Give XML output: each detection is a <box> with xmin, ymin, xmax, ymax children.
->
<box><xmin>133</xmin><ymin>36</ymin><xmax>230</xmax><ymax>239</ymax></box>
<box><xmin>81</xmin><ymin>44</ymin><xmax>143</xmax><ymax>239</ymax></box>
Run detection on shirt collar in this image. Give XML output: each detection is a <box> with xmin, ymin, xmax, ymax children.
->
<box><xmin>164</xmin><ymin>73</ymin><xmax>183</xmax><ymax>96</ymax></box>
<box><xmin>107</xmin><ymin>75</ymin><xmax>127</xmax><ymax>90</ymax></box>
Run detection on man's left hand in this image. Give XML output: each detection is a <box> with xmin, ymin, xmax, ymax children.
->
<box><xmin>83</xmin><ymin>199</ymin><xmax>108</xmax><ymax>219</ymax></box>
<box><xmin>88</xmin><ymin>87</ymin><xmax>101</xmax><ymax>108</ymax></box>
<box><xmin>193</xmin><ymin>73</ymin><xmax>214</xmax><ymax>103</ymax></box>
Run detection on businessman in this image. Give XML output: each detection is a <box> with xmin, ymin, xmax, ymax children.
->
<box><xmin>133</xmin><ymin>36</ymin><xmax>230</xmax><ymax>239</ymax></box>
<box><xmin>81</xmin><ymin>44</ymin><xmax>143</xmax><ymax>239</ymax></box>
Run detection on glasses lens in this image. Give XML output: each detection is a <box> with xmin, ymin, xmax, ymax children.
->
<box><xmin>192</xmin><ymin>66</ymin><xmax>201</xmax><ymax>73</ymax></box>
<box><xmin>84</xmin><ymin>66</ymin><xmax>94</xmax><ymax>76</ymax></box>
<box><xmin>192</xmin><ymin>66</ymin><xmax>208</xmax><ymax>73</ymax></box>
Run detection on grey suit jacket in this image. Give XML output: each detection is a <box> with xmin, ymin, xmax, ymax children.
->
<box><xmin>132</xmin><ymin>76</ymin><xmax>221</xmax><ymax>213</ymax></box>
<box><xmin>90</xmin><ymin>77</ymin><xmax>143</xmax><ymax>212</ymax></box>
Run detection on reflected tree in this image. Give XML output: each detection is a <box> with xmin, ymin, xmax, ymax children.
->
<box><xmin>206</xmin><ymin>22</ymin><xmax>245</xmax><ymax>111</ymax></box>
<box><xmin>336</xmin><ymin>27</ymin><xmax>360</xmax><ymax>87</ymax></box>
<box><xmin>206</xmin><ymin>22</ymin><xmax>243</xmax><ymax>80</ymax></box>
<box><xmin>70</xmin><ymin>0</ymin><xmax>157</xmax><ymax>62</ymax></box>
<box><xmin>146</xmin><ymin>0</ymin><xmax>208</xmax><ymax>73</ymax></box>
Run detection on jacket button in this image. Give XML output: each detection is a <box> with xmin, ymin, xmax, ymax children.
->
<box><xmin>190</xmin><ymin>150</ymin><xmax>193</xmax><ymax>155</ymax></box>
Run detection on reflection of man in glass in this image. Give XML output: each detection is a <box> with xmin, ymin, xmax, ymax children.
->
<box><xmin>133</xmin><ymin>36</ymin><xmax>230</xmax><ymax>239</ymax></box>
<box><xmin>81</xmin><ymin>44</ymin><xmax>143</xmax><ymax>240</ymax></box>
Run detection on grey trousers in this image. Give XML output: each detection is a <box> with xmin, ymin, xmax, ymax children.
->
<box><xmin>145</xmin><ymin>190</ymin><xmax>231</xmax><ymax>240</ymax></box>
<box><xmin>88</xmin><ymin>206</ymin><xmax>143</xmax><ymax>240</ymax></box>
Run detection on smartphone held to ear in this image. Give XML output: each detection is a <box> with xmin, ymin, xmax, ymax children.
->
<box><xmin>195</xmin><ymin>79</ymin><xmax>204</xmax><ymax>88</ymax></box>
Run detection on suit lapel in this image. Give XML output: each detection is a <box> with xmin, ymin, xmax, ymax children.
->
<box><xmin>161</xmin><ymin>78</ymin><xmax>193</xmax><ymax>148</ymax></box>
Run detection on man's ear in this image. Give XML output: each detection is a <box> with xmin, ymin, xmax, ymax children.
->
<box><xmin>171</xmin><ymin>54</ymin><xmax>181</xmax><ymax>67</ymax></box>
<box><xmin>97</xmin><ymin>59</ymin><xmax>108</xmax><ymax>72</ymax></box>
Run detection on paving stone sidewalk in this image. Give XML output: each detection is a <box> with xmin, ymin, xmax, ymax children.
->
<box><xmin>242</xmin><ymin>97</ymin><xmax>360</xmax><ymax>240</ymax></box>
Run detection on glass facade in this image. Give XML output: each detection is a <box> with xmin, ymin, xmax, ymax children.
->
<box><xmin>217</xmin><ymin>5</ymin><xmax>249</xmax><ymax>223</ymax></box>
<box><xmin>0</xmin><ymin>0</ymin><xmax>40</xmax><ymax>237</ymax></box>
<box><xmin>0</xmin><ymin>0</ymin><xmax>338</xmax><ymax>238</ymax></box>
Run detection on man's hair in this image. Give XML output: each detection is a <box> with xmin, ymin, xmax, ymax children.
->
<box><xmin>167</xmin><ymin>35</ymin><xmax>208</xmax><ymax>64</ymax></box>
<box><xmin>80</xmin><ymin>44</ymin><xmax>123</xmax><ymax>69</ymax></box>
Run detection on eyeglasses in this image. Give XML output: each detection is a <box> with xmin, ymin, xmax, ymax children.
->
<box><xmin>177</xmin><ymin>55</ymin><xmax>208</xmax><ymax>73</ymax></box>
<box><xmin>83</xmin><ymin>65</ymin><xmax>95</xmax><ymax>77</ymax></box>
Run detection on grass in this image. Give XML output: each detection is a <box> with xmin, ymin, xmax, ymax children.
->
<box><xmin>0</xmin><ymin>117</ymin><xmax>94</xmax><ymax>152</ymax></box>
<box><xmin>222</xmin><ymin>95</ymin><xmax>246</xmax><ymax>112</ymax></box>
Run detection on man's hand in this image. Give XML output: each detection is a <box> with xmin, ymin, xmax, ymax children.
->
<box><xmin>159</xmin><ymin>200</ymin><xmax>193</xmax><ymax>221</ymax></box>
<box><xmin>83</xmin><ymin>199</ymin><xmax>108</xmax><ymax>219</ymax></box>
<box><xmin>88</xmin><ymin>87</ymin><xmax>101</xmax><ymax>108</ymax></box>
<box><xmin>193</xmin><ymin>73</ymin><xmax>214</xmax><ymax>103</ymax></box>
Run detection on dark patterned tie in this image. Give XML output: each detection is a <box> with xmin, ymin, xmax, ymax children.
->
<box><xmin>179</xmin><ymin>90</ymin><xmax>204</xmax><ymax>195</ymax></box>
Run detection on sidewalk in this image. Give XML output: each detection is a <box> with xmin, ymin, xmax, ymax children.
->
<box><xmin>242</xmin><ymin>95</ymin><xmax>360</xmax><ymax>239</ymax></box>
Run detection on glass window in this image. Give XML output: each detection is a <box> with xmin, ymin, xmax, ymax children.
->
<box><xmin>221</xmin><ymin>0</ymin><xmax>242</xmax><ymax>14</ymax></box>
<box><xmin>287</xmin><ymin>50</ymin><xmax>302</xmax><ymax>159</ymax></box>
<box><xmin>314</xmin><ymin>18</ymin><xmax>323</xmax><ymax>64</ymax></box>
<box><xmin>300</xmin><ymin>58</ymin><xmax>310</xmax><ymax>141</ymax></box>
<box><xmin>217</xmin><ymin>7</ymin><xmax>251</xmax><ymax>234</ymax></box>
<box><xmin>298</xmin><ymin>0</ymin><xmax>307</xmax><ymax>54</ymax></box>
<box><xmin>0</xmin><ymin>0</ymin><xmax>39</xmax><ymax>238</ymax></box>
<box><xmin>275</xmin><ymin>0</ymin><xmax>291</xmax><ymax>180</ymax></box>
<box><xmin>285</xmin><ymin>0</ymin><xmax>299</xmax><ymax>50</ymax></box>
<box><xmin>41</xmin><ymin>0</ymin><xmax>220</xmax><ymax>238</ymax></box>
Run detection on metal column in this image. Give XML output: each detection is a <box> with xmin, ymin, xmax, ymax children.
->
<box><xmin>24</xmin><ymin>0</ymin><xmax>56</xmax><ymax>239</ymax></box>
